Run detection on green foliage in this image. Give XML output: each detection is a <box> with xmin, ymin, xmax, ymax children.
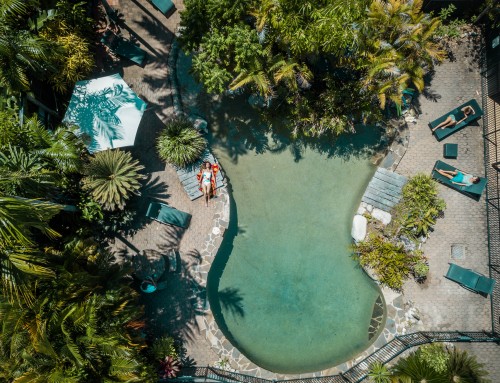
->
<box><xmin>0</xmin><ymin>239</ymin><xmax>157</xmax><ymax>382</ymax></box>
<box><xmin>0</xmin><ymin>114</ymin><xmax>84</xmax><ymax>198</ymax></box>
<box><xmin>390</xmin><ymin>174</ymin><xmax>446</xmax><ymax>239</ymax></box>
<box><xmin>368</xmin><ymin>361</ymin><xmax>392</xmax><ymax>383</ymax></box>
<box><xmin>435</xmin><ymin>4</ymin><xmax>467</xmax><ymax>40</ymax></box>
<box><xmin>392</xmin><ymin>348</ymin><xmax>447</xmax><ymax>381</ymax></box>
<box><xmin>413</xmin><ymin>259</ymin><xmax>429</xmax><ymax>279</ymax></box>
<box><xmin>39</xmin><ymin>1</ymin><xmax>95</xmax><ymax>93</ymax></box>
<box><xmin>447</xmin><ymin>347</ymin><xmax>490</xmax><ymax>383</ymax></box>
<box><xmin>0</xmin><ymin>0</ymin><xmax>57</xmax><ymax>94</ymax></box>
<box><xmin>82</xmin><ymin>149</ymin><xmax>145</xmax><ymax>211</ymax></box>
<box><xmin>78</xmin><ymin>195</ymin><xmax>104</xmax><ymax>223</ymax></box>
<box><xmin>151</xmin><ymin>336</ymin><xmax>178</xmax><ymax>359</ymax></box>
<box><xmin>352</xmin><ymin>234</ymin><xmax>423</xmax><ymax>291</ymax></box>
<box><xmin>419</xmin><ymin>344</ymin><xmax>449</xmax><ymax>374</ymax></box>
<box><xmin>181</xmin><ymin>0</ymin><xmax>443</xmax><ymax>137</ymax></box>
<box><xmin>156</xmin><ymin>116</ymin><xmax>207</xmax><ymax>167</ymax></box>
<box><xmin>390</xmin><ymin>346</ymin><xmax>490</xmax><ymax>383</ymax></box>
<box><xmin>359</xmin><ymin>0</ymin><xmax>445</xmax><ymax>109</ymax></box>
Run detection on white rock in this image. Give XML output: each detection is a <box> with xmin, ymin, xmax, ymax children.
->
<box><xmin>357</xmin><ymin>205</ymin><xmax>366</xmax><ymax>215</ymax></box>
<box><xmin>366</xmin><ymin>204</ymin><xmax>373</xmax><ymax>213</ymax></box>
<box><xmin>351</xmin><ymin>215</ymin><xmax>367</xmax><ymax>242</ymax></box>
<box><xmin>372</xmin><ymin>208</ymin><xmax>392</xmax><ymax>225</ymax></box>
<box><xmin>212</xmin><ymin>227</ymin><xmax>221</xmax><ymax>235</ymax></box>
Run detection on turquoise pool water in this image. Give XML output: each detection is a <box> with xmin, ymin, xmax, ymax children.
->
<box><xmin>177</xmin><ymin>52</ymin><xmax>386</xmax><ymax>374</ymax></box>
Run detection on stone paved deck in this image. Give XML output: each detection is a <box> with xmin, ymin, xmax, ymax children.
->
<box><xmin>101</xmin><ymin>0</ymin><xmax>220</xmax><ymax>365</ymax></box>
<box><xmin>395</xmin><ymin>36</ymin><xmax>500</xmax><ymax>378</ymax></box>
<box><xmin>98</xmin><ymin>2</ymin><xmax>500</xmax><ymax>379</ymax></box>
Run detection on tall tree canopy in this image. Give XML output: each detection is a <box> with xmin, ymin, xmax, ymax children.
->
<box><xmin>180</xmin><ymin>0</ymin><xmax>444</xmax><ymax>137</ymax></box>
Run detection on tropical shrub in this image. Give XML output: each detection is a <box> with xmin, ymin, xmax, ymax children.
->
<box><xmin>160</xmin><ymin>356</ymin><xmax>182</xmax><ymax>379</ymax></box>
<box><xmin>82</xmin><ymin>149</ymin><xmax>145</xmax><ymax>211</ymax></box>
<box><xmin>0</xmin><ymin>239</ymin><xmax>157</xmax><ymax>382</ymax></box>
<box><xmin>0</xmin><ymin>0</ymin><xmax>56</xmax><ymax>94</ymax></box>
<box><xmin>447</xmin><ymin>347</ymin><xmax>490</xmax><ymax>382</ymax></box>
<box><xmin>419</xmin><ymin>343</ymin><xmax>449</xmax><ymax>374</ymax></box>
<box><xmin>391</xmin><ymin>346</ymin><xmax>490</xmax><ymax>382</ymax></box>
<box><xmin>0</xmin><ymin>196</ymin><xmax>60</xmax><ymax>303</ymax></box>
<box><xmin>435</xmin><ymin>4</ymin><xmax>467</xmax><ymax>40</ymax></box>
<box><xmin>413</xmin><ymin>259</ymin><xmax>430</xmax><ymax>283</ymax></box>
<box><xmin>352</xmin><ymin>234</ymin><xmax>424</xmax><ymax>291</ymax></box>
<box><xmin>156</xmin><ymin>116</ymin><xmax>207</xmax><ymax>167</ymax></box>
<box><xmin>152</xmin><ymin>336</ymin><xmax>178</xmax><ymax>359</ymax></box>
<box><xmin>389</xmin><ymin>174</ymin><xmax>446</xmax><ymax>240</ymax></box>
<box><xmin>367</xmin><ymin>361</ymin><xmax>392</xmax><ymax>383</ymax></box>
<box><xmin>39</xmin><ymin>1</ymin><xmax>95</xmax><ymax>93</ymax></box>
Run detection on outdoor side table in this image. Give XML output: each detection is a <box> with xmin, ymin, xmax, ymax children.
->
<box><xmin>443</xmin><ymin>143</ymin><xmax>458</xmax><ymax>159</ymax></box>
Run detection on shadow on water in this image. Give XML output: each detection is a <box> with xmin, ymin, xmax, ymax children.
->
<box><xmin>201</xmin><ymin>93</ymin><xmax>386</xmax><ymax>164</ymax></box>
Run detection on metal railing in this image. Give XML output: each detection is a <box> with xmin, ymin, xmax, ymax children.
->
<box><xmin>481</xmin><ymin>25</ymin><xmax>500</xmax><ymax>335</ymax></box>
<box><xmin>172</xmin><ymin>332</ymin><xmax>500</xmax><ymax>383</ymax></box>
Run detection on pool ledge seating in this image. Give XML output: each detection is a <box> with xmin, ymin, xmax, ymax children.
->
<box><xmin>445</xmin><ymin>263</ymin><xmax>495</xmax><ymax>296</ymax></box>
<box><xmin>431</xmin><ymin>160</ymin><xmax>486</xmax><ymax>201</ymax></box>
<box><xmin>428</xmin><ymin>99</ymin><xmax>483</xmax><ymax>141</ymax></box>
<box><xmin>146</xmin><ymin>201</ymin><xmax>192</xmax><ymax>229</ymax></box>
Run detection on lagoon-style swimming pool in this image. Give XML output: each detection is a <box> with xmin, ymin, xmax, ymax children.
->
<box><xmin>177</xmin><ymin>52</ymin><xmax>386</xmax><ymax>374</ymax></box>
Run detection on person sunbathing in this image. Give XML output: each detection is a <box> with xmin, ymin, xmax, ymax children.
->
<box><xmin>435</xmin><ymin>167</ymin><xmax>480</xmax><ymax>186</ymax></box>
<box><xmin>431</xmin><ymin>105</ymin><xmax>475</xmax><ymax>132</ymax></box>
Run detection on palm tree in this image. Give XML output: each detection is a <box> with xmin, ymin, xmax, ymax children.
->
<box><xmin>367</xmin><ymin>361</ymin><xmax>393</xmax><ymax>383</ymax></box>
<box><xmin>0</xmin><ymin>240</ymin><xmax>155</xmax><ymax>382</ymax></box>
<box><xmin>360</xmin><ymin>0</ymin><xmax>445</xmax><ymax>109</ymax></box>
<box><xmin>82</xmin><ymin>149</ymin><xmax>145</xmax><ymax>211</ymax></box>
<box><xmin>446</xmin><ymin>347</ymin><xmax>490</xmax><ymax>383</ymax></box>
<box><xmin>0</xmin><ymin>196</ymin><xmax>60</xmax><ymax>303</ymax></box>
<box><xmin>156</xmin><ymin>116</ymin><xmax>207</xmax><ymax>167</ymax></box>
<box><xmin>269</xmin><ymin>56</ymin><xmax>312</xmax><ymax>92</ymax></box>
<box><xmin>391</xmin><ymin>349</ymin><xmax>447</xmax><ymax>382</ymax></box>
<box><xmin>23</xmin><ymin>116</ymin><xmax>84</xmax><ymax>173</ymax></box>
<box><xmin>0</xmin><ymin>0</ymin><xmax>57</xmax><ymax>94</ymax></box>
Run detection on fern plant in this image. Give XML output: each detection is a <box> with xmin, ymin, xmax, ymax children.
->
<box><xmin>156</xmin><ymin>116</ymin><xmax>207</xmax><ymax>167</ymax></box>
<box><xmin>352</xmin><ymin>234</ymin><xmax>423</xmax><ymax>291</ymax></box>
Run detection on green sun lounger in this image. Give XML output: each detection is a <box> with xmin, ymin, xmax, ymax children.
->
<box><xmin>146</xmin><ymin>202</ymin><xmax>191</xmax><ymax>229</ymax></box>
<box><xmin>101</xmin><ymin>30</ymin><xmax>147</xmax><ymax>67</ymax></box>
<box><xmin>445</xmin><ymin>263</ymin><xmax>495</xmax><ymax>296</ymax></box>
<box><xmin>150</xmin><ymin>0</ymin><xmax>175</xmax><ymax>15</ymax></box>
<box><xmin>431</xmin><ymin>160</ymin><xmax>487</xmax><ymax>201</ymax></box>
<box><xmin>429</xmin><ymin>99</ymin><xmax>483</xmax><ymax>141</ymax></box>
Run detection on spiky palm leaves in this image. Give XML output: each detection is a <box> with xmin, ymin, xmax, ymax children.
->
<box><xmin>392</xmin><ymin>346</ymin><xmax>490</xmax><ymax>383</ymax></box>
<box><xmin>0</xmin><ymin>196</ymin><xmax>60</xmax><ymax>303</ymax></box>
<box><xmin>156</xmin><ymin>116</ymin><xmax>207</xmax><ymax>168</ymax></box>
<box><xmin>360</xmin><ymin>0</ymin><xmax>445</xmax><ymax>108</ymax></box>
<box><xmin>0</xmin><ymin>115</ymin><xmax>84</xmax><ymax>197</ymax></box>
<box><xmin>82</xmin><ymin>149</ymin><xmax>145</xmax><ymax>211</ymax></box>
<box><xmin>0</xmin><ymin>240</ymin><xmax>154</xmax><ymax>382</ymax></box>
<box><xmin>0</xmin><ymin>0</ymin><xmax>56</xmax><ymax>93</ymax></box>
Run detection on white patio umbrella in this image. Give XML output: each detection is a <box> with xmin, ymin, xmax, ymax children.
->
<box><xmin>63</xmin><ymin>73</ymin><xmax>147</xmax><ymax>153</ymax></box>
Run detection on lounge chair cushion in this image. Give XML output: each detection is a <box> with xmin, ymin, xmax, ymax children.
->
<box><xmin>146</xmin><ymin>202</ymin><xmax>191</xmax><ymax>228</ymax></box>
<box><xmin>445</xmin><ymin>263</ymin><xmax>495</xmax><ymax>295</ymax></box>
<box><xmin>431</xmin><ymin>160</ymin><xmax>486</xmax><ymax>200</ymax></box>
<box><xmin>429</xmin><ymin>99</ymin><xmax>483</xmax><ymax>141</ymax></box>
<box><xmin>101</xmin><ymin>30</ymin><xmax>147</xmax><ymax>66</ymax></box>
<box><xmin>151</xmin><ymin>0</ymin><xmax>174</xmax><ymax>14</ymax></box>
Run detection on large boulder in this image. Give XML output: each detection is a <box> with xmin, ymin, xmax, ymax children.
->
<box><xmin>351</xmin><ymin>214</ymin><xmax>368</xmax><ymax>242</ymax></box>
<box><xmin>372</xmin><ymin>208</ymin><xmax>392</xmax><ymax>225</ymax></box>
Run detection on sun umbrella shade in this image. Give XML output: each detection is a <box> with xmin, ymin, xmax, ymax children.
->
<box><xmin>63</xmin><ymin>73</ymin><xmax>147</xmax><ymax>153</ymax></box>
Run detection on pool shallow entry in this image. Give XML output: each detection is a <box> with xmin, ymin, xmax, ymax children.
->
<box><xmin>207</xmin><ymin>139</ymin><xmax>387</xmax><ymax>374</ymax></box>
<box><xmin>176</xmin><ymin>51</ymin><xmax>387</xmax><ymax>374</ymax></box>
